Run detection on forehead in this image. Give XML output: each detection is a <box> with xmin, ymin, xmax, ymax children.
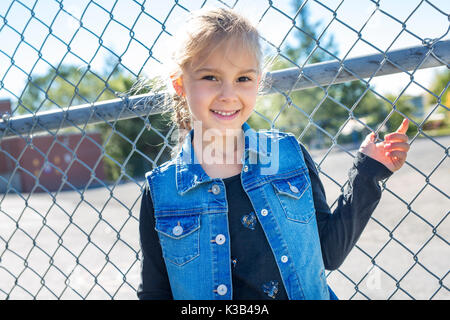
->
<box><xmin>188</xmin><ymin>37</ymin><xmax>260</xmax><ymax>72</ymax></box>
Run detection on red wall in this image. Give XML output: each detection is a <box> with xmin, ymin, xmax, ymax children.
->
<box><xmin>1</xmin><ymin>100</ymin><xmax>106</xmax><ymax>193</ymax></box>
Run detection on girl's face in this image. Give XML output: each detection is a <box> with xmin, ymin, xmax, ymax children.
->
<box><xmin>179</xmin><ymin>39</ymin><xmax>260</xmax><ymax>136</ymax></box>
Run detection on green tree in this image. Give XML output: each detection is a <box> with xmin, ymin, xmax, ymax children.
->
<box><xmin>250</xmin><ymin>0</ymin><xmax>388</xmax><ymax>148</ymax></box>
<box><xmin>382</xmin><ymin>94</ymin><xmax>419</xmax><ymax>136</ymax></box>
<box><xmin>427</xmin><ymin>69</ymin><xmax>450</xmax><ymax>127</ymax></box>
<box><xmin>377</xmin><ymin>71</ymin><xmax>450</xmax><ymax>137</ymax></box>
<box><xmin>428</xmin><ymin>69</ymin><xmax>450</xmax><ymax>108</ymax></box>
<box><xmin>18</xmin><ymin>61</ymin><xmax>172</xmax><ymax>181</ymax></box>
<box><xmin>426</xmin><ymin>69</ymin><xmax>450</xmax><ymax>133</ymax></box>
<box><xmin>18</xmin><ymin>64</ymin><xmax>115</xmax><ymax>114</ymax></box>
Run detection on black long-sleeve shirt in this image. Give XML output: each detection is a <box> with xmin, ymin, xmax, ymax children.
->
<box><xmin>137</xmin><ymin>146</ymin><xmax>392</xmax><ymax>300</ymax></box>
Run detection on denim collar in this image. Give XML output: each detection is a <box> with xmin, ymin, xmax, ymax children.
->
<box><xmin>175</xmin><ymin>121</ymin><xmax>270</xmax><ymax>195</ymax></box>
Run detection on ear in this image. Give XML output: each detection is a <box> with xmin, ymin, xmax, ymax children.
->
<box><xmin>171</xmin><ymin>76</ymin><xmax>184</xmax><ymax>97</ymax></box>
<box><xmin>256</xmin><ymin>74</ymin><xmax>262</xmax><ymax>90</ymax></box>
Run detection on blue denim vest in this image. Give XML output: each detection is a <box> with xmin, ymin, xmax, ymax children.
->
<box><xmin>145</xmin><ymin>122</ymin><xmax>337</xmax><ymax>300</ymax></box>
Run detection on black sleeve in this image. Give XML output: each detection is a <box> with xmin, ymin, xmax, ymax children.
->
<box><xmin>300</xmin><ymin>145</ymin><xmax>393</xmax><ymax>271</ymax></box>
<box><xmin>137</xmin><ymin>184</ymin><xmax>173</xmax><ymax>300</ymax></box>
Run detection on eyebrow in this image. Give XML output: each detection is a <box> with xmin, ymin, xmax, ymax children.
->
<box><xmin>195</xmin><ymin>67</ymin><xmax>258</xmax><ymax>74</ymax></box>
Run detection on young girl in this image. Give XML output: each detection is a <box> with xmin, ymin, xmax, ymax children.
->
<box><xmin>137</xmin><ymin>7</ymin><xmax>410</xmax><ymax>300</ymax></box>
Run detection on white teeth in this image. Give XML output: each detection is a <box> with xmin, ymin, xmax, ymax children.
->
<box><xmin>212</xmin><ymin>110</ymin><xmax>238</xmax><ymax>116</ymax></box>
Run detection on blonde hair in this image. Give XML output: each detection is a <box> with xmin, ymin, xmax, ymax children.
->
<box><xmin>166</xmin><ymin>7</ymin><xmax>263</xmax><ymax>157</ymax></box>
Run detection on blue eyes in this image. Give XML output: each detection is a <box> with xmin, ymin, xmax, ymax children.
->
<box><xmin>201</xmin><ymin>75</ymin><xmax>251</xmax><ymax>82</ymax></box>
<box><xmin>238</xmin><ymin>76</ymin><xmax>251</xmax><ymax>82</ymax></box>
<box><xmin>202</xmin><ymin>75</ymin><xmax>216</xmax><ymax>81</ymax></box>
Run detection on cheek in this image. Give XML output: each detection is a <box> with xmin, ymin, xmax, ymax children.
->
<box><xmin>185</xmin><ymin>88</ymin><xmax>214</xmax><ymax>119</ymax></box>
<box><xmin>186</xmin><ymin>84</ymin><xmax>215</xmax><ymax>104</ymax></box>
<box><xmin>242</xmin><ymin>87</ymin><xmax>258</xmax><ymax>106</ymax></box>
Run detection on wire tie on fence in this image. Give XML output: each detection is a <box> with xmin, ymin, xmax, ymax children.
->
<box><xmin>117</xmin><ymin>92</ymin><xmax>131</xmax><ymax>112</ymax></box>
<box><xmin>422</xmin><ymin>38</ymin><xmax>436</xmax><ymax>48</ymax></box>
<box><xmin>1</xmin><ymin>111</ymin><xmax>10</xmax><ymax>122</ymax></box>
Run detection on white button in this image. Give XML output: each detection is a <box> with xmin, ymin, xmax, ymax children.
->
<box><xmin>289</xmin><ymin>184</ymin><xmax>299</xmax><ymax>193</ymax></box>
<box><xmin>243</xmin><ymin>165</ymin><xmax>249</xmax><ymax>172</ymax></box>
<box><xmin>261</xmin><ymin>209</ymin><xmax>268</xmax><ymax>216</ymax></box>
<box><xmin>217</xmin><ymin>284</ymin><xmax>228</xmax><ymax>296</ymax></box>
<box><xmin>172</xmin><ymin>225</ymin><xmax>183</xmax><ymax>236</ymax></box>
<box><xmin>211</xmin><ymin>184</ymin><xmax>221</xmax><ymax>195</ymax></box>
<box><xmin>281</xmin><ymin>255</ymin><xmax>288</xmax><ymax>263</ymax></box>
<box><xmin>215</xmin><ymin>234</ymin><xmax>226</xmax><ymax>245</ymax></box>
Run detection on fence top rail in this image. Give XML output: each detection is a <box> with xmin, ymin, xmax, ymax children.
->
<box><xmin>0</xmin><ymin>39</ymin><xmax>449</xmax><ymax>139</ymax></box>
<box><xmin>262</xmin><ymin>39</ymin><xmax>450</xmax><ymax>94</ymax></box>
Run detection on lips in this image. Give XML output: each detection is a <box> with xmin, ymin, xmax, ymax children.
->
<box><xmin>211</xmin><ymin>109</ymin><xmax>240</xmax><ymax>116</ymax></box>
<box><xmin>210</xmin><ymin>109</ymin><xmax>241</xmax><ymax>120</ymax></box>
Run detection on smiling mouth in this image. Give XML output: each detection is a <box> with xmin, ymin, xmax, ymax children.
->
<box><xmin>210</xmin><ymin>109</ymin><xmax>240</xmax><ymax>116</ymax></box>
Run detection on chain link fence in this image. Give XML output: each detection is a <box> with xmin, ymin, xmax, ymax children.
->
<box><xmin>0</xmin><ymin>0</ymin><xmax>449</xmax><ymax>299</ymax></box>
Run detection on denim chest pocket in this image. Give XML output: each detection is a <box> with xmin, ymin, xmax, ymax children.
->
<box><xmin>271</xmin><ymin>172</ymin><xmax>315</xmax><ymax>223</ymax></box>
<box><xmin>155</xmin><ymin>214</ymin><xmax>200</xmax><ymax>266</ymax></box>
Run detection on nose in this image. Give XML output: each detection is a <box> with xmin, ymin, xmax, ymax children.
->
<box><xmin>218</xmin><ymin>81</ymin><xmax>238</xmax><ymax>103</ymax></box>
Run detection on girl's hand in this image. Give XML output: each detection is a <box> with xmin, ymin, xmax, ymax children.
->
<box><xmin>359</xmin><ymin>118</ymin><xmax>410</xmax><ymax>172</ymax></box>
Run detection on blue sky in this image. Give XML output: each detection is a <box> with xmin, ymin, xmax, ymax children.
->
<box><xmin>0</xmin><ymin>0</ymin><xmax>448</xmax><ymax>103</ymax></box>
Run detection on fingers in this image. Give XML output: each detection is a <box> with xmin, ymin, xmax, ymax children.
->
<box><xmin>386</xmin><ymin>150</ymin><xmax>408</xmax><ymax>171</ymax></box>
<box><xmin>384</xmin><ymin>118</ymin><xmax>410</xmax><ymax>142</ymax></box>
<box><xmin>384</xmin><ymin>141</ymin><xmax>410</xmax><ymax>152</ymax></box>
<box><xmin>384</xmin><ymin>132</ymin><xmax>408</xmax><ymax>143</ymax></box>
<box><xmin>364</xmin><ymin>132</ymin><xmax>376</xmax><ymax>144</ymax></box>
<box><xmin>386</xmin><ymin>149</ymin><xmax>407</xmax><ymax>159</ymax></box>
<box><xmin>396</xmin><ymin>118</ymin><xmax>409</xmax><ymax>134</ymax></box>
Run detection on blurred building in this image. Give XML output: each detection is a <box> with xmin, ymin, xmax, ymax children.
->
<box><xmin>410</xmin><ymin>96</ymin><xmax>425</xmax><ymax>118</ymax></box>
<box><xmin>0</xmin><ymin>99</ymin><xmax>106</xmax><ymax>193</ymax></box>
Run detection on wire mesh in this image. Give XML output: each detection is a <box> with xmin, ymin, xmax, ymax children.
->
<box><xmin>0</xmin><ymin>0</ymin><xmax>449</xmax><ymax>299</ymax></box>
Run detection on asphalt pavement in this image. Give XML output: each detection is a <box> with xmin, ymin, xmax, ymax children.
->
<box><xmin>0</xmin><ymin>136</ymin><xmax>448</xmax><ymax>299</ymax></box>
